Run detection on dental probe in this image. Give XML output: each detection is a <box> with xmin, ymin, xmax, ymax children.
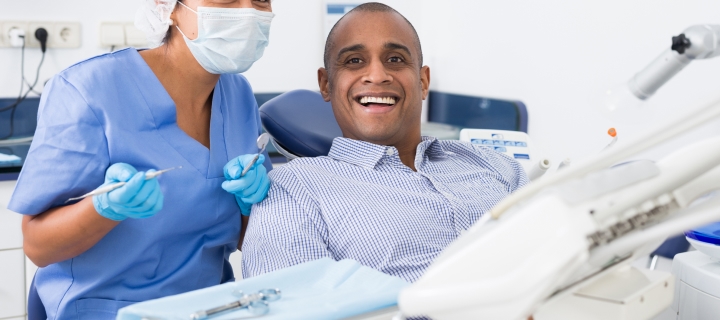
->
<box><xmin>65</xmin><ymin>166</ymin><xmax>182</xmax><ymax>203</ymax></box>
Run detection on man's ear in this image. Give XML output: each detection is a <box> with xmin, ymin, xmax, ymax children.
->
<box><xmin>318</xmin><ymin>68</ymin><xmax>332</xmax><ymax>102</ymax></box>
<box><xmin>420</xmin><ymin>66</ymin><xmax>431</xmax><ymax>100</ymax></box>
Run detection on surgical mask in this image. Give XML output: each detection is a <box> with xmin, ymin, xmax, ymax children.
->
<box><xmin>176</xmin><ymin>2</ymin><xmax>274</xmax><ymax>74</ymax></box>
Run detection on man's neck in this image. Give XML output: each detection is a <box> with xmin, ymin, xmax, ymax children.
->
<box><xmin>395</xmin><ymin>136</ymin><xmax>422</xmax><ymax>171</ymax></box>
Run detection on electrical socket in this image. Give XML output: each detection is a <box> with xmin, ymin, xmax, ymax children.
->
<box><xmin>52</xmin><ymin>22</ymin><xmax>81</xmax><ymax>48</ymax></box>
<box><xmin>1</xmin><ymin>21</ymin><xmax>29</xmax><ymax>48</ymax></box>
<box><xmin>0</xmin><ymin>21</ymin><xmax>81</xmax><ymax>49</ymax></box>
<box><xmin>27</xmin><ymin>22</ymin><xmax>54</xmax><ymax>48</ymax></box>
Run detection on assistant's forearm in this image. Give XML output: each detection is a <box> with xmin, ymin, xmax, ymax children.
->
<box><xmin>22</xmin><ymin>198</ymin><xmax>120</xmax><ymax>267</ymax></box>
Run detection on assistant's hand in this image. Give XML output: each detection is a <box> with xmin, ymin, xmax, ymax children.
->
<box><xmin>92</xmin><ymin>163</ymin><xmax>164</xmax><ymax>221</ymax></box>
<box><xmin>222</xmin><ymin>154</ymin><xmax>270</xmax><ymax>216</ymax></box>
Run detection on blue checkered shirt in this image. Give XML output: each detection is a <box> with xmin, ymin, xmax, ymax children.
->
<box><xmin>242</xmin><ymin>137</ymin><xmax>528</xmax><ymax>282</ymax></box>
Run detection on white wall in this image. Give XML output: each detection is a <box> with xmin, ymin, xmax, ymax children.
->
<box><xmin>243</xmin><ymin>0</ymin><xmax>425</xmax><ymax>92</ymax></box>
<box><xmin>417</xmin><ymin>0</ymin><xmax>720</xmax><ymax>163</ymax></box>
<box><xmin>0</xmin><ymin>0</ymin><xmax>424</xmax><ymax>95</ymax></box>
<box><xmin>2</xmin><ymin>0</ymin><xmax>720</xmax><ymax>163</ymax></box>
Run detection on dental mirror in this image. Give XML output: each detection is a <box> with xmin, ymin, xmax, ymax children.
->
<box><xmin>240</xmin><ymin>133</ymin><xmax>271</xmax><ymax>177</ymax></box>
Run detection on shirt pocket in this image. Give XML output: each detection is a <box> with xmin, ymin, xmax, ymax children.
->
<box><xmin>75</xmin><ymin>298</ymin><xmax>137</xmax><ymax>320</ymax></box>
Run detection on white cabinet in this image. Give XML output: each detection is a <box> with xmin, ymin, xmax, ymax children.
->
<box><xmin>0</xmin><ymin>181</ymin><xmax>22</xmax><ymax>250</ymax></box>
<box><xmin>0</xmin><ymin>181</ymin><xmax>25</xmax><ymax>319</ymax></box>
<box><xmin>0</xmin><ymin>249</ymin><xmax>26</xmax><ymax>319</ymax></box>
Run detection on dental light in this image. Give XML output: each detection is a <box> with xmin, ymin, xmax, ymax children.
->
<box><xmin>629</xmin><ymin>24</ymin><xmax>720</xmax><ymax>100</ymax></box>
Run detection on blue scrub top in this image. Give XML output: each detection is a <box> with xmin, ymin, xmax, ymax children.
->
<box><xmin>9</xmin><ymin>48</ymin><xmax>272</xmax><ymax>320</ymax></box>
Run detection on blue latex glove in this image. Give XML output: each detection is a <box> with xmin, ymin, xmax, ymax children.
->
<box><xmin>222</xmin><ymin>154</ymin><xmax>270</xmax><ymax>216</ymax></box>
<box><xmin>92</xmin><ymin>163</ymin><xmax>164</xmax><ymax>221</ymax></box>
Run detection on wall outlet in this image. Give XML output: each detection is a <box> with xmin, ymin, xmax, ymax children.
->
<box><xmin>53</xmin><ymin>22</ymin><xmax>81</xmax><ymax>48</ymax></box>
<box><xmin>27</xmin><ymin>22</ymin><xmax>54</xmax><ymax>49</ymax></box>
<box><xmin>0</xmin><ymin>21</ymin><xmax>81</xmax><ymax>49</ymax></box>
<box><xmin>1</xmin><ymin>22</ymin><xmax>29</xmax><ymax>48</ymax></box>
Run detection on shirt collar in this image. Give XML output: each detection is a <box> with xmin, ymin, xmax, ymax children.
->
<box><xmin>328</xmin><ymin>136</ymin><xmax>448</xmax><ymax>169</ymax></box>
<box><xmin>420</xmin><ymin>136</ymin><xmax>449</xmax><ymax>160</ymax></box>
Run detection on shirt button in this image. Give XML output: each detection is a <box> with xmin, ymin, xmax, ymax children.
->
<box><xmin>386</xmin><ymin>148</ymin><xmax>396</xmax><ymax>156</ymax></box>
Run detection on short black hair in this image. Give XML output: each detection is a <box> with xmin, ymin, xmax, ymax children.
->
<box><xmin>323</xmin><ymin>2</ymin><xmax>423</xmax><ymax>71</ymax></box>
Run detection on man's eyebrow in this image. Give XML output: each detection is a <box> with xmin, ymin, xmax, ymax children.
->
<box><xmin>336</xmin><ymin>44</ymin><xmax>366</xmax><ymax>59</ymax></box>
<box><xmin>385</xmin><ymin>42</ymin><xmax>412</xmax><ymax>56</ymax></box>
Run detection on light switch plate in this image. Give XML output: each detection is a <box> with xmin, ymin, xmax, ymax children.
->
<box><xmin>124</xmin><ymin>23</ymin><xmax>148</xmax><ymax>47</ymax></box>
<box><xmin>100</xmin><ymin>22</ymin><xmax>126</xmax><ymax>48</ymax></box>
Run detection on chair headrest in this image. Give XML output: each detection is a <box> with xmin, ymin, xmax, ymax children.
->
<box><xmin>259</xmin><ymin>90</ymin><xmax>343</xmax><ymax>158</ymax></box>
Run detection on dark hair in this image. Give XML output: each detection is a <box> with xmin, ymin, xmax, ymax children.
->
<box><xmin>161</xmin><ymin>0</ymin><xmax>182</xmax><ymax>45</ymax></box>
<box><xmin>323</xmin><ymin>2</ymin><xmax>423</xmax><ymax>71</ymax></box>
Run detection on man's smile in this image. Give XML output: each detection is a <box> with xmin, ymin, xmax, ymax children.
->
<box><xmin>354</xmin><ymin>93</ymin><xmax>400</xmax><ymax>114</ymax></box>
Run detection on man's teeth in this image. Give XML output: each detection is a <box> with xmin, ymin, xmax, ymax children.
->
<box><xmin>359</xmin><ymin>96</ymin><xmax>396</xmax><ymax>105</ymax></box>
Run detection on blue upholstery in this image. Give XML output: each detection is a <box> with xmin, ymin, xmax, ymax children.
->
<box><xmin>259</xmin><ymin>90</ymin><xmax>342</xmax><ymax>158</ymax></box>
<box><xmin>428</xmin><ymin>91</ymin><xmax>529</xmax><ymax>133</ymax></box>
<box><xmin>651</xmin><ymin>235</ymin><xmax>690</xmax><ymax>259</ymax></box>
<box><xmin>28</xmin><ymin>274</ymin><xmax>46</xmax><ymax>320</ymax></box>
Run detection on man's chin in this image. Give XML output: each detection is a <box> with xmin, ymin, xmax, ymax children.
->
<box><xmin>351</xmin><ymin>129</ymin><xmax>403</xmax><ymax>146</ymax></box>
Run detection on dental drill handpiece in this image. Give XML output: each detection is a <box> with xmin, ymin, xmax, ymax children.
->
<box><xmin>65</xmin><ymin>166</ymin><xmax>181</xmax><ymax>203</ymax></box>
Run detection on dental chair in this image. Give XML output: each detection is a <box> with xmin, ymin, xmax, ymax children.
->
<box><xmin>259</xmin><ymin>90</ymin><xmax>531</xmax><ymax>160</ymax></box>
<box><xmin>259</xmin><ymin>90</ymin><xmax>342</xmax><ymax>160</ymax></box>
<box><xmin>648</xmin><ymin>235</ymin><xmax>690</xmax><ymax>269</ymax></box>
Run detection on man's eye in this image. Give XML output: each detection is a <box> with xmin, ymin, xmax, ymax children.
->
<box><xmin>388</xmin><ymin>56</ymin><xmax>404</xmax><ymax>63</ymax></box>
<box><xmin>348</xmin><ymin>58</ymin><xmax>363</xmax><ymax>64</ymax></box>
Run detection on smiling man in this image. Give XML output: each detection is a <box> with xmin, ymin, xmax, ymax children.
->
<box><xmin>241</xmin><ymin>3</ymin><xmax>528</xmax><ymax>282</ymax></box>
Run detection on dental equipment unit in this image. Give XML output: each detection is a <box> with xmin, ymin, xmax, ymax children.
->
<box><xmin>399</xmin><ymin>24</ymin><xmax>720</xmax><ymax>320</ymax></box>
<box><xmin>460</xmin><ymin>129</ymin><xmax>551</xmax><ymax>181</ymax></box>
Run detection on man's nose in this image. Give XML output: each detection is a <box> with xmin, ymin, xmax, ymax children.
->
<box><xmin>362</xmin><ymin>59</ymin><xmax>393</xmax><ymax>84</ymax></box>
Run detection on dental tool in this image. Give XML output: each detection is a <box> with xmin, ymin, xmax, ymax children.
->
<box><xmin>190</xmin><ymin>288</ymin><xmax>281</xmax><ymax>319</ymax></box>
<box><xmin>240</xmin><ymin>133</ymin><xmax>271</xmax><ymax>177</ymax></box>
<box><xmin>65</xmin><ymin>166</ymin><xmax>181</xmax><ymax>203</ymax></box>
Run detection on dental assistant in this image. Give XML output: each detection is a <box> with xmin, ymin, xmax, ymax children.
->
<box><xmin>9</xmin><ymin>0</ymin><xmax>275</xmax><ymax>318</ymax></box>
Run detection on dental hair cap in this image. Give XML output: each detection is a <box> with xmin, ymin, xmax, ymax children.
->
<box><xmin>135</xmin><ymin>0</ymin><xmax>177</xmax><ymax>48</ymax></box>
